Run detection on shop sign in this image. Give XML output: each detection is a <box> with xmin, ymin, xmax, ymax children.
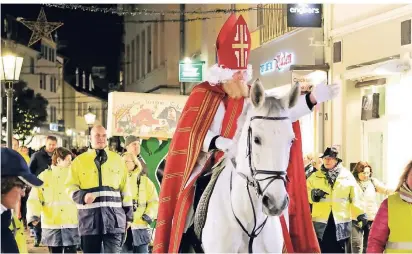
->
<box><xmin>291</xmin><ymin>71</ymin><xmax>327</xmax><ymax>95</ymax></box>
<box><xmin>361</xmin><ymin>93</ymin><xmax>380</xmax><ymax>121</ymax></box>
<box><xmin>260</xmin><ymin>52</ymin><xmax>293</xmax><ymax>75</ymax></box>
<box><xmin>287</xmin><ymin>4</ymin><xmax>322</xmax><ymax>28</ymax></box>
<box><xmin>179</xmin><ymin>61</ymin><xmax>205</xmax><ymax>82</ymax></box>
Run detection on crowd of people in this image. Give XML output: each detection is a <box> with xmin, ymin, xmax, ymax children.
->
<box><xmin>304</xmin><ymin>147</ymin><xmax>412</xmax><ymax>253</ymax></box>
<box><xmin>1</xmin><ymin>128</ymin><xmax>412</xmax><ymax>254</ymax></box>
<box><xmin>1</xmin><ymin>127</ymin><xmax>159</xmax><ymax>253</ymax></box>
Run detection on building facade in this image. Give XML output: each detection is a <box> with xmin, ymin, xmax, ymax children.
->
<box><xmin>1</xmin><ymin>38</ymin><xmax>68</xmax><ymax>148</ymax></box>
<box><xmin>326</xmin><ymin>4</ymin><xmax>412</xmax><ymax>189</ymax></box>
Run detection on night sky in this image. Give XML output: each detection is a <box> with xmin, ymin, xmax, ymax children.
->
<box><xmin>1</xmin><ymin>4</ymin><xmax>123</xmax><ymax>84</ymax></box>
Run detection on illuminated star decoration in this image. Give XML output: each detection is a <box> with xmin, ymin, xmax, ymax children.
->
<box><xmin>19</xmin><ymin>8</ymin><xmax>63</xmax><ymax>47</ymax></box>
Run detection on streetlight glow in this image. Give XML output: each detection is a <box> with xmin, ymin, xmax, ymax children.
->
<box><xmin>0</xmin><ymin>54</ymin><xmax>24</xmax><ymax>81</ymax></box>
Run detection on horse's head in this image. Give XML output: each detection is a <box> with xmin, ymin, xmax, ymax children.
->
<box><xmin>236</xmin><ymin>79</ymin><xmax>300</xmax><ymax>216</ymax></box>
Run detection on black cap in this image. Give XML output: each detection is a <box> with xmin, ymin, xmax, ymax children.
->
<box><xmin>320</xmin><ymin>147</ymin><xmax>342</xmax><ymax>163</ymax></box>
<box><xmin>1</xmin><ymin>148</ymin><xmax>43</xmax><ymax>187</ymax></box>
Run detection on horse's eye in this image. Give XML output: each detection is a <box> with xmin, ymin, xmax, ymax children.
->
<box><xmin>254</xmin><ymin>136</ymin><xmax>261</xmax><ymax>145</ymax></box>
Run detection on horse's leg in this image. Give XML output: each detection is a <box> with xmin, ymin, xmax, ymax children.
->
<box><xmin>201</xmin><ymin>164</ymin><xmax>243</xmax><ymax>253</ymax></box>
<box><xmin>255</xmin><ymin>216</ymin><xmax>284</xmax><ymax>253</ymax></box>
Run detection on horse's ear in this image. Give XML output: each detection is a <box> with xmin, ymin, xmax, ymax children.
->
<box><xmin>288</xmin><ymin>82</ymin><xmax>300</xmax><ymax>109</ymax></box>
<box><xmin>250</xmin><ymin>79</ymin><xmax>265</xmax><ymax>108</ymax></box>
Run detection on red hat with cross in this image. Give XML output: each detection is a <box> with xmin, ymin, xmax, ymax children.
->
<box><xmin>216</xmin><ymin>14</ymin><xmax>251</xmax><ymax>70</ymax></box>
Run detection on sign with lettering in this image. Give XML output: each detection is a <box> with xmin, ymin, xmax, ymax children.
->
<box><xmin>179</xmin><ymin>61</ymin><xmax>205</xmax><ymax>82</ymax></box>
<box><xmin>361</xmin><ymin>93</ymin><xmax>380</xmax><ymax>121</ymax></box>
<box><xmin>107</xmin><ymin>92</ymin><xmax>188</xmax><ymax>139</ymax></box>
<box><xmin>287</xmin><ymin>4</ymin><xmax>322</xmax><ymax>28</ymax></box>
<box><xmin>260</xmin><ymin>52</ymin><xmax>293</xmax><ymax>75</ymax></box>
<box><xmin>292</xmin><ymin>71</ymin><xmax>327</xmax><ymax>95</ymax></box>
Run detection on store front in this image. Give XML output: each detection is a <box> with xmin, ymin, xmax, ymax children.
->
<box><xmin>249</xmin><ymin>28</ymin><xmax>327</xmax><ymax>156</ymax></box>
<box><xmin>330</xmin><ymin>13</ymin><xmax>412</xmax><ymax>190</ymax></box>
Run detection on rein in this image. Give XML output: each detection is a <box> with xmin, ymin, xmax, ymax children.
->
<box><xmin>228</xmin><ymin>115</ymin><xmax>289</xmax><ymax>253</ymax></box>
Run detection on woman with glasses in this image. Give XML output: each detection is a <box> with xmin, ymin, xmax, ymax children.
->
<box><xmin>350</xmin><ymin>161</ymin><xmax>392</xmax><ymax>253</ymax></box>
<box><xmin>27</xmin><ymin>147</ymin><xmax>80</xmax><ymax>253</ymax></box>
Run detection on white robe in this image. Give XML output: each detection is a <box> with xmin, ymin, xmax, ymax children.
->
<box><xmin>183</xmin><ymin>94</ymin><xmax>313</xmax><ymax>231</ymax></box>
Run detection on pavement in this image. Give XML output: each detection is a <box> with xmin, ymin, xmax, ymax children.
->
<box><xmin>25</xmin><ymin>229</ymin><xmax>49</xmax><ymax>253</ymax></box>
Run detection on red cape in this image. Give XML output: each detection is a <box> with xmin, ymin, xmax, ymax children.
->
<box><xmin>153</xmin><ymin>82</ymin><xmax>244</xmax><ymax>253</ymax></box>
<box><xmin>285</xmin><ymin>121</ymin><xmax>320</xmax><ymax>253</ymax></box>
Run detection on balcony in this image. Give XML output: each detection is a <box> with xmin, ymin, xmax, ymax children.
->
<box><xmin>253</xmin><ymin>4</ymin><xmax>296</xmax><ymax>49</ymax></box>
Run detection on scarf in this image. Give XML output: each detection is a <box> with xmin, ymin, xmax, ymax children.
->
<box><xmin>399</xmin><ymin>182</ymin><xmax>412</xmax><ymax>203</ymax></box>
<box><xmin>321</xmin><ymin>164</ymin><xmax>341</xmax><ymax>187</ymax></box>
<box><xmin>357</xmin><ymin>179</ymin><xmax>373</xmax><ymax>192</ymax></box>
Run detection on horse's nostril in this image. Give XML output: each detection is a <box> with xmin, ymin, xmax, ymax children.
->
<box><xmin>262</xmin><ymin>195</ymin><xmax>270</xmax><ymax>207</ymax></box>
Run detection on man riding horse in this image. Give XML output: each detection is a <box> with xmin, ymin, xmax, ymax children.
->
<box><xmin>153</xmin><ymin>14</ymin><xmax>340</xmax><ymax>253</ymax></box>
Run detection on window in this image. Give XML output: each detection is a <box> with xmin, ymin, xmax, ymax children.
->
<box><xmin>44</xmin><ymin>45</ymin><xmax>48</xmax><ymax>60</ymax></box>
<box><xmin>40</xmin><ymin>74</ymin><xmax>47</xmax><ymax>90</ymax></box>
<box><xmin>147</xmin><ymin>25</ymin><xmax>152</xmax><ymax>73</ymax></box>
<box><xmin>78</xmin><ymin>102</ymin><xmax>82</xmax><ymax>116</ymax></box>
<box><xmin>131</xmin><ymin>39</ymin><xmax>135</xmax><ymax>82</ymax></box>
<box><xmin>50</xmin><ymin>106</ymin><xmax>57</xmax><ymax>123</ymax></box>
<box><xmin>82</xmin><ymin>102</ymin><xmax>88</xmax><ymax>115</ymax></box>
<box><xmin>40</xmin><ymin>74</ymin><xmax>43</xmax><ymax>89</ymax></box>
<box><xmin>160</xmin><ymin>15</ymin><xmax>165</xmax><ymax>65</ymax></box>
<box><xmin>30</xmin><ymin>57</ymin><xmax>35</xmax><ymax>74</ymax></box>
<box><xmin>154</xmin><ymin>22</ymin><xmax>159</xmax><ymax>69</ymax></box>
<box><xmin>49</xmin><ymin>48</ymin><xmax>52</xmax><ymax>62</ymax></box>
<box><xmin>126</xmin><ymin>44</ymin><xmax>130</xmax><ymax>85</ymax></box>
<box><xmin>142</xmin><ymin>30</ymin><xmax>146</xmax><ymax>75</ymax></box>
<box><xmin>257</xmin><ymin>4</ymin><xmax>264</xmax><ymax>27</ymax></box>
<box><xmin>50</xmin><ymin>76</ymin><xmax>56</xmax><ymax>92</ymax></box>
<box><xmin>136</xmin><ymin>35</ymin><xmax>140</xmax><ymax>80</ymax></box>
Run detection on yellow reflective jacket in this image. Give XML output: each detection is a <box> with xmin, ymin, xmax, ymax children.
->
<box><xmin>27</xmin><ymin>165</ymin><xmax>78</xmax><ymax>229</ymax></box>
<box><xmin>9</xmin><ymin>212</ymin><xmax>28</xmax><ymax>253</ymax></box>
<box><xmin>307</xmin><ymin>165</ymin><xmax>365</xmax><ymax>240</ymax></box>
<box><xmin>128</xmin><ymin>171</ymin><xmax>159</xmax><ymax>229</ymax></box>
<box><xmin>18</xmin><ymin>151</ymin><xmax>30</xmax><ymax>165</ymax></box>
<box><xmin>66</xmin><ymin>148</ymin><xmax>133</xmax><ymax>236</ymax></box>
<box><xmin>386</xmin><ymin>192</ymin><xmax>412</xmax><ymax>253</ymax></box>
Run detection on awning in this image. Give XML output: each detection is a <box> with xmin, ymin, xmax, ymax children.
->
<box><xmin>343</xmin><ymin>57</ymin><xmax>410</xmax><ymax>80</ymax></box>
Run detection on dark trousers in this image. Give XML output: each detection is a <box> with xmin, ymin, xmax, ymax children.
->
<box><xmin>34</xmin><ymin>222</ymin><xmax>42</xmax><ymax>243</ymax></box>
<box><xmin>350</xmin><ymin>220</ymin><xmax>373</xmax><ymax>253</ymax></box>
<box><xmin>133</xmin><ymin>244</ymin><xmax>149</xmax><ymax>253</ymax></box>
<box><xmin>318</xmin><ymin>213</ymin><xmax>349</xmax><ymax>253</ymax></box>
<box><xmin>81</xmin><ymin>234</ymin><xmax>123</xmax><ymax>254</ymax></box>
<box><xmin>48</xmin><ymin>245</ymin><xmax>77</xmax><ymax>253</ymax></box>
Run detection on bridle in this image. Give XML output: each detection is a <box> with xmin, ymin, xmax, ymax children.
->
<box><xmin>229</xmin><ymin>115</ymin><xmax>290</xmax><ymax>253</ymax></box>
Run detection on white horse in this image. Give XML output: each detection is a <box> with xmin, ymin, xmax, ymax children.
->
<box><xmin>199</xmin><ymin>79</ymin><xmax>300</xmax><ymax>253</ymax></box>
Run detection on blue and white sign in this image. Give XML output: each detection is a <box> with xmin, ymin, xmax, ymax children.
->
<box><xmin>260</xmin><ymin>52</ymin><xmax>294</xmax><ymax>75</ymax></box>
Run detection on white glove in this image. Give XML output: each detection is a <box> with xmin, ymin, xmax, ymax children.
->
<box><xmin>312</xmin><ymin>81</ymin><xmax>341</xmax><ymax>104</ymax></box>
<box><xmin>215</xmin><ymin>136</ymin><xmax>234</xmax><ymax>152</ymax></box>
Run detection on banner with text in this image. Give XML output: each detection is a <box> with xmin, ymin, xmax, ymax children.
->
<box><xmin>107</xmin><ymin>92</ymin><xmax>188</xmax><ymax>139</ymax></box>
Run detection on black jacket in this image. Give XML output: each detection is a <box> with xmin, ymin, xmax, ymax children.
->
<box><xmin>1</xmin><ymin>210</ymin><xmax>19</xmax><ymax>253</ymax></box>
<box><xmin>29</xmin><ymin>147</ymin><xmax>52</xmax><ymax>176</ymax></box>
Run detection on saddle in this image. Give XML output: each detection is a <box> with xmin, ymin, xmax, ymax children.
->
<box><xmin>193</xmin><ymin>158</ymin><xmax>226</xmax><ymax>240</ymax></box>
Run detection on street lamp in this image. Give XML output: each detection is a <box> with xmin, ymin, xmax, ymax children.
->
<box><xmin>0</xmin><ymin>51</ymin><xmax>24</xmax><ymax>148</ymax></box>
<box><xmin>84</xmin><ymin>106</ymin><xmax>96</xmax><ymax>147</ymax></box>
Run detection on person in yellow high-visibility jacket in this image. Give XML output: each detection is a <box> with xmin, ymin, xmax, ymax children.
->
<box><xmin>27</xmin><ymin>147</ymin><xmax>80</xmax><ymax>253</ymax></box>
<box><xmin>122</xmin><ymin>151</ymin><xmax>159</xmax><ymax>253</ymax></box>
<box><xmin>66</xmin><ymin>125</ymin><xmax>133</xmax><ymax>254</ymax></box>
<box><xmin>9</xmin><ymin>212</ymin><xmax>28</xmax><ymax>254</ymax></box>
<box><xmin>367</xmin><ymin>160</ymin><xmax>412</xmax><ymax>253</ymax></box>
<box><xmin>307</xmin><ymin>147</ymin><xmax>367</xmax><ymax>253</ymax></box>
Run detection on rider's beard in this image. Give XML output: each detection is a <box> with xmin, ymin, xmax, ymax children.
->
<box><xmin>222</xmin><ymin>79</ymin><xmax>249</xmax><ymax>99</ymax></box>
